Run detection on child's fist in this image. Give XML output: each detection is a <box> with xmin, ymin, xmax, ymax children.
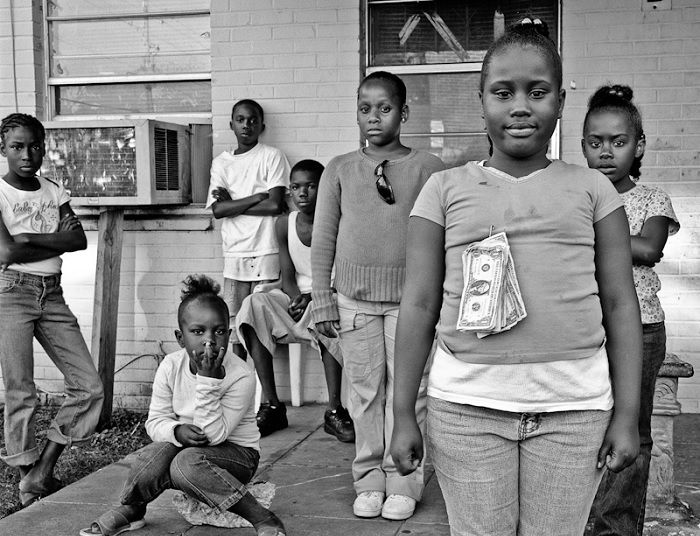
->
<box><xmin>192</xmin><ymin>344</ymin><xmax>225</xmax><ymax>379</ymax></box>
<box><xmin>174</xmin><ymin>424</ymin><xmax>209</xmax><ymax>447</ymax></box>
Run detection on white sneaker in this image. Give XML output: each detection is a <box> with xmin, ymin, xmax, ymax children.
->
<box><xmin>381</xmin><ymin>494</ymin><xmax>416</xmax><ymax>520</ymax></box>
<box><xmin>353</xmin><ymin>491</ymin><xmax>385</xmax><ymax>518</ymax></box>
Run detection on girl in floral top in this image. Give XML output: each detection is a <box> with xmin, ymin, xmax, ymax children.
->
<box><xmin>582</xmin><ymin>84</ymin><xmax>680</xmax><ymax>536</ymax></box>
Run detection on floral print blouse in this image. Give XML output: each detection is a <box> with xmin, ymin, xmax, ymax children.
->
<box><xmin>620</xmin><ymin>183</ymin><xmax>680</xmax><ymax>324</ymax></box>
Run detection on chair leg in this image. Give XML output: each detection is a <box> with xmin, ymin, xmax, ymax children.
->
<box><xmin>289</xmin><ymin>343</ymin><xmax>304</xmax><ymax>407</ymax></box>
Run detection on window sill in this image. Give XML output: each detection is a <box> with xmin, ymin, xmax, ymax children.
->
<box><xmin>75</xmin><ymin>204</ymin><xmax>214</xmax><ymax>232</ymax></box>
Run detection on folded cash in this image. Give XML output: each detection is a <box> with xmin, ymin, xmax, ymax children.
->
<box><xmin>456</xmin><ymin>232</ymin><xmax>526</xmax><ymax>337</ymax></box>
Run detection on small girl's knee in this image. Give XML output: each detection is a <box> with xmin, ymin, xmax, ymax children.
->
<box><xmin>170</xmin><ymin>448</ymin><xmax>204</xmax><ymax>486</ymax></box>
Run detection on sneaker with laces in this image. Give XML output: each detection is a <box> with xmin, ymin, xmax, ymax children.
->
<box><xmin>381</xmin><ymin>494</ymin><xmax>416</xmax><ymax>520</ymax></box>
<box><xmin>323</xmin><ymin>406</ymin><xmax>355</xmax><ymax>443</ymax></box>
<box><xmin>256</xmin><ymin>401</ymin><xmax>288</xmax><ymax>437</ymax></box>
<box><xmin>353</xmin><ymin>491</ymin><xmax>385</xmax><ymax>518</ymax></box>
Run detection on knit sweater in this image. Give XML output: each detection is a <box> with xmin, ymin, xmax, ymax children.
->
<box><xmin>311</xmin><ymin>148</ymin><xmax>445</xmax><ymax>322</ymax></box>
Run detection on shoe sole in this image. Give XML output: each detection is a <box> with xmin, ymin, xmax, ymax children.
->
<box><xmin>381</xmin><ymin>509</ymin><xmax>415</xmax><ymax>521</ymax></box>
<box><xmin>353</xmin><ymin>506</ymin><xmax>382</xmax><ymax>518</ymax></box>
<box><xmin>323</xmin><ymin>423</ymin><xmax>355</xmax><ymax>443</ymax></box>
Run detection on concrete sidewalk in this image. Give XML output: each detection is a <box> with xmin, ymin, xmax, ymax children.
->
<box><xmin>1</xmin><ymin>406</ymin><xmax>698</xmax><ymax>536</ymax></box>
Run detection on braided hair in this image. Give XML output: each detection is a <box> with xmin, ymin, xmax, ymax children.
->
<box><xmin>0</xmin><ymin>113</ymin><xmax>45</xmax><ymax>144</ymax></box>
<box><xmin>584</xmin><ymin>84</ymin><xmax>644</xmax><ymax>179</ymax></box>
<box><xmin>480</xmin><ymin>17</ymin><xmax>561</xmax><ymax>92</ymax></box>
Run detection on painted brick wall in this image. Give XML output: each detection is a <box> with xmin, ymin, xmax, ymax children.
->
<box><xmin>560</xmin><ymin>0</ymin><xmax>700</xmax><ymax>411</ymax></box>
<box><xmin>210</xmin><ymin>0</ymin><xmax>361</xmax><ymax>165</ymax></box>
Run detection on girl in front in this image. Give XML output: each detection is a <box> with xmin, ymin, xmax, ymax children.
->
<box><xmin>390</xmin><ymin>20</ymin><xmax>642</xmax><ymax>536</ymax></box>
<box><xmin>311</xmin><ymin>71</ymin><xmax>445</xmax><ymax>520</ymax></box>
<box><xmin>583</xmin><ymin>84</ymin><xmax>680</xmax><ymax>536</ymax></box>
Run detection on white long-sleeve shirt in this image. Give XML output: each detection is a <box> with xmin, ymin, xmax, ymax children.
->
<box><xmin>145</xmin><ymin>349</ymin><xmax>260</xmax><ymax>450</ymax></box>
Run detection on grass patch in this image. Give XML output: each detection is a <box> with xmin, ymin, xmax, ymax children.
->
<box><xmin>0</xmin><ymin>405</ymin><xmax>150</xmax><ymax>519</ymax></box>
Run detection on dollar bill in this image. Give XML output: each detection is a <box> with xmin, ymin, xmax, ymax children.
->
<box><xmin>457</xmin><ymin>232</ymin><xmax>527</xmax><ymax>337</ymax></box>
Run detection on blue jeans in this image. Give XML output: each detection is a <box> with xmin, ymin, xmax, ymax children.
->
<box><xmin>427</xmin><ymin>397</ymin><xmax>611</xmax><ymax>536</ymax></box>
<box><xmin>120</xmin><ymin>441</ymin><xmax>260</xmax><ymax>512</ymax></box>
<box><xmin>589</xmin><ymin>322</ymin><xmax>667</xmax><ymax>536</ymax></box>
<box><xmin>0</xmin><ymin>269</ymin><xmax>104</xmax><ymax>467</ymax></box>
<box><xmin>336</xmin><ymin>294</ymin><xmax>428</xmax><ymax>500</ymax></box>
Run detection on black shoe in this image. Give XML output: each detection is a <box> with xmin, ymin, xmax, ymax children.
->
<box><xmin>256</xmin><ymin>401</ymin><xmax>288</xmax><ymax>437</ymax></box>
<box><xmin>324</xmin><ymin>406</ymin><xmax>355</xmax><ymax>443</ymax></box>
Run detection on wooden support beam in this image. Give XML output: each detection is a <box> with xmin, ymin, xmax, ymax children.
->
<box><xmin>92</xmin><ymin>208</ymin><xmax>124</xmax><ymax>429</ymax></box>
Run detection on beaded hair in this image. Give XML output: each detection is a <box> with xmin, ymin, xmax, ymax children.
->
<box><xmin>584</xmin><ymin>84</ymin><xmax>645</xmax><ymax>179</ymax></box>
<box><xmin>0</xmin><ymin>113</ymin><xmax>45</xmax><ymax>143</ymax></box>
<box><xmin>480</xmin><ymin>17</ymin><xmax>562</xmax><ymax>92</ymax></box>
<box><xmin>177</xmin><ymin>274</ymin><xmax>229</xmax><ymax>325</ymax></box>
<box><xmin>359</xmin><ymin>71</ymin><xmax>407</xmax><ymax>107</ymax></box>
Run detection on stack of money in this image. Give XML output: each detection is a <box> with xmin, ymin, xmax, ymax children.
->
<box><xmin>456</xmin><ymin>231</ymin><xmax>526</xmax><ymax>338</ymax></box>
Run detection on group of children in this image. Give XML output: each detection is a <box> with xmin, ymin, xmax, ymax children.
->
<box><xmin>0</xmin><ymin>16</ymin><xmax>680</xmax><ymax>536</ymax></box>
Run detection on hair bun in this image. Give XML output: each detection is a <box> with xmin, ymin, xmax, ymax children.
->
<box><xmin>510</xmin><ymin>17</ymin><xmax>551</xmax><ymax>39</ymax></box>
<box><xmin>181</xmin><ymin>274</ymin><xmax>221</xmax><ymax>301</ymax></box>
<box><xmin>589</xmin><ymin>84</ymin><xmax>634</xmax><ymax>108</ymax></box>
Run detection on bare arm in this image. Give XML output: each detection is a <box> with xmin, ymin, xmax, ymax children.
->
<box><xmin>275</xmin><ymin>215</ymin><xmax>301</xmax><ymax>299</ymax></box>
<box><xmin>629</xmin><ymin>215</ymin><xmax>671</xmax><ymax>267</ymax></box>
<box><xmin>595</xmin><ymin>207</ymin><xmax>642</xmax><ymax>472</ymax></box>
<box><xmin>211</xmin><ymin>186</ymin><xmax>286</xmax><ymax>219</ymax></box>
<box><xmin>391</xmin><ymin>216</ymin><xmax>445</xmax><ymax>475</ymax></box>
<box><xmin>13</xmin><ymin>203</ymin><xmax>87</xmax><ymax>253</ymax></box>
<box><xmin>0</xmin><ymin>203</ymin><xmax>86</xmax><ymax>267</ymax></box>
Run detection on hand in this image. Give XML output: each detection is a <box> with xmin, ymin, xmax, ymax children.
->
<box><xmin>315</xmin><ymin>320</ymin><xmax>339</xmax><ymax>338</ymax></box>
<box><xmin>390</xmin><ymin>417</ymin><xmax>424</xmax><ymax>476</ymax></box>
<box><xmin>58</xmin><ymin>213</ymin><xmax>82</xmax><ymax>232</ymax></box>
<box><xmin>256</xmin><ymin>191</ymin><xmax>270</xmax><ymax>202</ymax></box>
<box><xmin>597</xmin><ymin>414</ymin><xmax>639</xmax><ymax>472</ymax></box>
<box><xmin>191</xmin><ymin>344</ymin><xmax>225</xmax><ymax>379</ymax></box>
<box><xmin>174</xmin><ymin>424</ymin><xmax>210</xmax><ymax>447</ymax></box>
<box><xmin>12</xmin><ymin>233</ymin><xmax>31</xmax><ymax>244</ymax></box>
<box><xmin>288</xmin><ymin>294</ymin><xmax>311</xmax><ymax>322</ymax></box>
<box><xmin>212</xmin><ymin>187</ymin><xmax>232</xmax><ymax>203</ymax></box>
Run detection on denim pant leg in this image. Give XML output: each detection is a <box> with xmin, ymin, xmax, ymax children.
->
<box><xmin>427</xmin><ymin>397</ymin><xmax>610</xmax><ymax>536</ymax></box>
<box><xmin>519</xmin><ymin>409</ymin><xmax>611</xmax><ymax>536</ymax></box>
<box><xmin>36</xmin><ymin>283</ymin><xmax>104</xmax><ymax>446</ymax></box>
<box><xmin>590</xmin><ymin>322</ymin><xmax>667</xmax><ymax>536</ymax></box>
<box><xmin>0</xmin><ymin>272</ymin><xmax>42</xmax><ymax>466</ymax></box>
<box><xmin>427</xmin><ymin>397</ymin><xmax>520</xmax><ymax>536</ymax></box>
<box><xmin>169</xmin><ymin>443</ymin><xmax>260</xmax><ymax>512</ymax></box>
<box><xmin>120</xmin><ymin>442</ymin><xmax>181</xmax><ymax>506</ymax></box>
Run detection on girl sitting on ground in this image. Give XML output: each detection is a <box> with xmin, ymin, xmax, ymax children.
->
<box><xmin>80</xmin><ymin>275</ymin><xmax>285</xmax><ymax>536</ymax></box>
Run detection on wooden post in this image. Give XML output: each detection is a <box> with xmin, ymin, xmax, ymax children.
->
<box><xmin>92</xmin><ymin>208</ymin><xmax>124</xmax><ymax>429</ymax></box>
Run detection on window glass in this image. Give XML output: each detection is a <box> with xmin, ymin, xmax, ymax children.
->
<box><xmin>48</xmin><ymin>0</ymin><xmax>209</xmax><ymax>17</ymax></box>
<box><xmin>55</xmin><ymin>81</ymin><xmax>211</xmax><ymax>115</ymax></box>
<box><xmin>50</xmin><ymin>16</ymin><xmax>210</xmax><ymax>77</ymax></box>
<box><xmin>47</xmin><ymin>1</ymin><xmax>210</xmax><ymax>117</ymax></box>
<box><xmin>369</xmin><ymin>0</ymin><xmax>558</xmax><ymax>67</ymax></box>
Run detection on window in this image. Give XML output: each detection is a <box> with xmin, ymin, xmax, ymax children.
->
<box><xmin>365</xmin><ymin>0</ymin><xmax>559</xmax><ymax>168</ymax></box>
<box><xmin>45</xmin><ymin>0</ymin><xmax>211</xmax><ymax>119</ymax></box>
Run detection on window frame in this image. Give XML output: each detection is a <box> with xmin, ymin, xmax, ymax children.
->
<box><xmin>42</xmin><ymin>1</ymin><xmax>212</xmax><ymax>121</ymax></box>
<box><xmin>363</xmin><ymin>0</ymin><xmax>562</xmax><ymax>159</ymax></box>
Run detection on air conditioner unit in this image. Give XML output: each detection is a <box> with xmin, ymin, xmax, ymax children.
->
<box><xmin>40</xmin><ymin>119</ymin><xmax>191</xmax><ymax>206</ymax></box>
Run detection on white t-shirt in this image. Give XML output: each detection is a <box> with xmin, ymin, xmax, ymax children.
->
<box><xmin>428</xmin><ymin>344</ymin><xmax>613</xmax><ymax>413</ymax></box>
<box><xmin>206</xmin><ymin>143</ymin><xmax>290</xmax><ymax>260</ymax></box>
<box><xmin>0</xmin><ymin>177</ymin><xmax>70</xmax><ymax>275</ymax></box>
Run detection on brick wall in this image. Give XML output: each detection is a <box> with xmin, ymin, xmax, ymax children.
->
<box><xmin>560</xmin><ymin>0</ymin><xmax>700</xmax><ymax>411</ymax></box>
<box><xmin>210</xmin><ymin>0</ymin><xmax>361</xmax><ymax>165</ymax></box>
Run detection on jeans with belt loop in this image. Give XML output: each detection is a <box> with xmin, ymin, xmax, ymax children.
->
<box><xmin>589</xmin><ymin>322</ymin><xmax>667</xmax><ymax>536</ymax></box>
<box><xmin>0</xmin><ymin>269</ymin><xmax>104</xmax><ymax>467</ymax></box>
